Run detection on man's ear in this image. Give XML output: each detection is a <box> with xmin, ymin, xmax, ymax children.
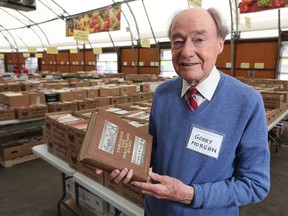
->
<box><xmin>217</xmin><ymin>39</ymin><xmax>225</xmax><ymax>54</ymax></box>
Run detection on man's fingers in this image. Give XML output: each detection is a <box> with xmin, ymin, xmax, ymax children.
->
<box><xmin>113</xmin><ymin>168</ymin><xmax>129</xmax><ymax>183</ymax></box>
<box><xmin>123</xmin><ymin>169</ymin><xmax>133</xmax><ymax>184</ymax></box>
<box><xmin>109</xmin><ymin>169</ymin><xmax>120</xmax><ymax>180</ymax></box>
<box><xmin>95</xmin><ymin>168</ymin><xmax>103</xmax><ymax>175</ymax></box>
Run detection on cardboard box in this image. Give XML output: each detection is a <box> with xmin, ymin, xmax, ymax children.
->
<box><xmin>74</xmin><ymin>89</ymin><xmax>87</xmax><ymax>100</ymax></box>
<box><xmin>66</xmin><ymin>120</ymin><xmax>88</xmax><ymax>150</ymax></box>
<box><xmin>0</xmin><ymin>106</ymin><xmax>16</xmax><ymax>121</ymax></box>
<box><xmin>78</xmin><ymin>110</ymin><xmax>152</xmax><ymax>182</ymax></box>
<box><xmin>262</xmin><ymin>94</ymin><xmax>285</xmax><ymax>108</ymax></box>
<box><xmin>103</xmin><ymin>171</ymin><xmax>144</xmax><ymax>208</ymax></box>
<box><xmin>109</xmin><ymin>96</ymin><xmax>128</xmax><ymax>105</ymax></box>
<box><xmin>21</xmin><ymin>81</ymin><xmax>39</xmax><ymax>91</ymax></box>
<box><xmin>68</xmin><ymin>148</ymin><xmax>104</xmax><ymax>185</ymax></box>
<box><xmin>44</xmin><ymin>111</ymin><xmax>88</xmax><ymax>148</ymax></box>
<box><xmin>95</xmin><ymin>97</ymin><xmax>111</xmax><ymax>107</ymax></box>
<box><xmin>47</xmin><ymin>101</ymin><xmax>78</xmax><ymax>112</ymax></box>
<box><xmin>57</xmin><ymin>90</ymin><xmax>75</xmax><ymax>102</ymax></box>
<box><xmin>47</xmin><ymin>139</ymin><xmax>69</xmax><ymax>162</ymax></box>
<box><xmin>65</xmin><ymin>179</ymin><xmax>109</xmax><ymax>215</ymax></box>
<box><xmin>3</xmin><ymin>93</ymin><xmax>30</xmax><ymax>107</ymax></box>
<box><xmin>86</xmin><ymin>88</ymin><xmax>99</xmax><ymax>98</ymax></box>
<box><xmin>29</xmin><ymin>92</ymin><xmax>46</xmax><ymax>105</ymax></box>
<box><xmin>78</xmin><ymin>99</ymin><xmax>99</xmax><ymax>110</ymax></box>
<box><xmin>15</xmin><ymin>104</ymin><xmax>48</xmax><ymax>120</ymax></box>
<box><xmin>45</xmin><ymin>91</ymin><xmax>59</xmax><ymax>102</ymax></box>
<box><xmin>0</xmin><ymin>138</ymin><xmax>42</xmax><ymax>161</ymax></box>
<box><xmin>119</xmin><ymin>85</ymin><xmax>137</xmax><ymax>95</ymax></box>
<box><xmin>6</xmin><ymin>82</ymin><xmax>22</xmax><ymax>92</ymax></box>
<box><xmin>99</xmin><ymin>87</ymin><xmax>120</xmax><ymax>97</ymax></box>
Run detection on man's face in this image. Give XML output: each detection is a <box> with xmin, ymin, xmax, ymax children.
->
<box><xmin>170</xmin><ymin>9</ymin><xmax>225</xmax><ymax>86</ymax></box>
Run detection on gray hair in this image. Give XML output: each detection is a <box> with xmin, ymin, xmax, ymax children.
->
<box><xmin>168</xmin><ymin>8</ymin><xmax>229</xmax><ymax>40</ymax></box>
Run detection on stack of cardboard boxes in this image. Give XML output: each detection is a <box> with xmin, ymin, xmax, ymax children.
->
<box><xmin>43</xmin><ymin>101</ymin><xmax>152</xmax><ymax>213</ymax></box>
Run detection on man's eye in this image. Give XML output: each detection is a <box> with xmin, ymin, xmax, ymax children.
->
<box><xmin>193</xmin><ymin>38</ymin><xmax>205</xmax><ymax>45</ymax></box>
<box><xmin>172</xmin><ymin>40</ymin><xmax>183</xmax><ymax>47</ymax></box>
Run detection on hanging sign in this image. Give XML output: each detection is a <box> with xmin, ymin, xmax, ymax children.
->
<box><xmin>141</xmin><ymin>39</ymin><xmax>151</xmax><ymax>48</ymax></box>
<box><xmin>70</xmin><ymin>48</ymin><xmax>78</xmax><ymax>54</ymax></box>
<box><xmin>239</xmin><ymin>0</ymin><xmax>288</xmax><ymax>13</ymax></box>
<box><xmin>23</xmin><ymin>53</ymin><xmax>30</xmax><ymax>58</ymax></box>
<box><xmin>28</xmin><ymin>47</ymin><xmax>37</xmax><ymax>53</ymax></box>
<box><xmin>0</xmin><ymin>54</ymin><xmax>4</xmax><ymax>59</ymax></box>
<box><xmin>245</xmin><ymin>16</ymin><xmax>251</xmax><ymax>30</ymax></box>
<box><xmin>93</xmin><ymin>48</ymin><xmax>102</xmax><ymax>54</ymax></box>
<box><xmin>188</xmin><ymin>0</ymin><xmax>202</xmax><ymax>7</ymax></box>
<box><xmin>47</xmin><ymin>46</ymin><xmax>58</xmax><ymax>54</ymax></box>
<box><xmin>66</xmin><ymin>4</ymin><xmax>121</xmax><ymax>36</ymax></box>
<box><xmin>35</xmin><ymin>53</ymin><xmax>43</xmax><ymax>58</ymax></box>
<box><xmin>74</xmin><ymin>29</ymin><xmax>89</xmax><ymax>42</ymax></box>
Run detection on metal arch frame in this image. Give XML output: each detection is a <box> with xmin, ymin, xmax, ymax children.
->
<box><xmin>122</xmin><ymin>0</ymin><xmax>141</xmax><ymax>73</ymax></box>
<box><xmin>141</xmin><ymin>0</ymin><xmax>160</xmax><ymax>75</ymax></box>
<box><xmin>229</xmin><ymin>0</ymin><xmax>240</xmax><ymax>78</ymax></box>
<box><xmin>0</xmin><ymin>29</ymin><xmax>18</xmax><ymax>66</ymax></box>
<box><xmin>17</xmin><ymin>10</ymin><xmax>51</xmax><ymax>48</ymax></box>
<box><xmin>0</xmin><ymin>24</ymin><xmax>19</xmax><ymax>65</ymax></box>
<box><xmin>0</xmin><ymin>8</ymin><xmax>48</xmax><ymax>53</ymax></box>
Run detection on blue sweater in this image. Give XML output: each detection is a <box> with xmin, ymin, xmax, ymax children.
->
<box><xmin>145</xmin><ymin>72</ymin><xmax>270</xmax><ymax>216</ymax></box>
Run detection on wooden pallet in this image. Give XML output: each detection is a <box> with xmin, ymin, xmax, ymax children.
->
<box><xmin>0</xmin><ymin>153</ymin><xmax>39</xmax><ymax>168</ymax></box>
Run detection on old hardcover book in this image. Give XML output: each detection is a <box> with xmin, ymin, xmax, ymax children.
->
<box><xmin>78</xmin><ymin>110</ymin><xmax>152</xmax><ymax>182</ymax></box>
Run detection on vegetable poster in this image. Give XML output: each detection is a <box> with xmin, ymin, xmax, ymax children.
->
<box><xmin>66</xmin><ymin>4</ymin><xmax>121</xmax><ymax>36</ymax></box>
<box><xmin>239</xmin><ymin>0</ymin><xmax>288</xmax><ymax>13</ymax></box>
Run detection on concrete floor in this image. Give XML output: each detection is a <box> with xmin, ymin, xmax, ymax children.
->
<box><xmin>0</xmin><ymin>135</ymin><xmax>288</xmax><ymax>216</ymax></box>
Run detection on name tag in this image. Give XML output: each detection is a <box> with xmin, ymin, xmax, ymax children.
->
<box><xmin>187</xmin><ymin>126</ymin><xmax>223</xmax><ymax>159</ymax></box>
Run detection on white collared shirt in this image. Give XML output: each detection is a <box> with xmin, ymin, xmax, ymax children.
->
<box><xmin>181</xmin><ymin>66</ymin><xmax>220</xmax><ymax>106</ymax></box>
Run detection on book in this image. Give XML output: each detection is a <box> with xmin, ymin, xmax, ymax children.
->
<box><xmin>78</xmin><ymin>110</ymin><xmax>152</xmax><ymax>182</ymax></box>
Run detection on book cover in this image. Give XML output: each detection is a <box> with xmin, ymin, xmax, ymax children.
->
<box><xmin>78</xmin><ymin>110</ymin><xmax>152</xmax><ymax>182</ymax></box>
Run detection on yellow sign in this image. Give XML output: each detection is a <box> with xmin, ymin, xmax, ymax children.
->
<box><xmin>23</xmin><ymin>53</ymin><xmax>30</xmax><ymax>58</ymax></box>
<box><xmin>0</xmin><ymin>54</ymin><xmax>4</xmax><ymax>59</ymax></box>
<box><xmin>188</xmin><ymin>0</ymin><xmax>202</xmax><ymax>7</ymax></box>
<box><xmin>141</xmin><ymin>39</ymin><xmax>150</xmax><ymax>48</ymax></box>
<box><xmin>93</xmin><ymin>47</ymin><xmax>102</xmax><ymax>54</ymax></box>
<box><xmin>245</xmin><ymin>16</ymin><xmax>251</xmax><ymax>30</ymax></box>
<box><xmin>74</xmin><ymin>29</ymin><xmax>89</xmax><ymax>42</ymax></box>
<box><xmin>47</xmin><ymin>46</ymin><xmax>58</xmax><ymax>54</ymax></box>
<box><xmin>254</xmin><ymin>63</ymin><xmax>264</xmax><ymax>69</ymax></box>
<box><xmin>28</xmin><ymin>47</ymin><xmax>37</xmax><ymax>53</ymax></box>
<box><xmin>70</xmin><ymin>48</ymin><xmax>78</xmax><ymax>54</ymax></box>
<box><xmin>240</xmin><ymin>62</ymin><xmax>250</xmax><ymax>69</ymax></box>
<box><xmin>35</xmin><ymin>53</ymin><xmax>43</xmax><ymax>58</ymax></box>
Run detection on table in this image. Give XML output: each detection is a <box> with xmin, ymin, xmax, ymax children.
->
<box><xmin>32</xmin><ymin>144</ymin><xmax>83</xmax><ymax>216</ymax></box>
<box><xmin>32</xmin><ymin>144</ymin><xmax>144</xmax><ymax>216</ymax></box>
<box><xmin>74</xmin><ymin>172</ymin><xmax>144</xmax><ymax>216</ymax></box>
<box><xmin>268</xmin><ymin>109</ymin><xmax>288</xmax><ymax>131</ymax></box>
<box><xmin>0</xmin><ymin>117</ymin><xmax>44</xmax><ymax>126</ymax></box>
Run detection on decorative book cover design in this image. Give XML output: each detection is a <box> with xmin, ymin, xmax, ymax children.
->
<box><xmin>78</xmin><ymin>110</ymin><xmax>152</xmax><ymax>182</ymax></box>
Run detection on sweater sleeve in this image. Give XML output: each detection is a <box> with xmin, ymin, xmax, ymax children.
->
<box><xmin>192</xmin><ymin>96</ymin><xmax>270</xmax><ymax>209</ymax></box>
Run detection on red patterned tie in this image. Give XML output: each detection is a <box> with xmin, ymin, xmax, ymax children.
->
<box><xmin>187</xmin><ymin>87</ymin><xmax>198</xmax><ymax>111</ymax></box>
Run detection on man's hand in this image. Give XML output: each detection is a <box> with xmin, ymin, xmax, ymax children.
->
<box><xmin>131</xmin><ymin>171</ymin><xmax>194</xmax><ymax>204</ymax></box>
<box><xmin>95</xmin><ymin>168</ymin><xmax>134</xmax><ymax>184</ymax></box>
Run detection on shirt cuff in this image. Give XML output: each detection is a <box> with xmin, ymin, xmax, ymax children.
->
<box><xmin>192</xmin><ymin>184</ymin><xmax>203</xmax><ymax>208</ymax></box>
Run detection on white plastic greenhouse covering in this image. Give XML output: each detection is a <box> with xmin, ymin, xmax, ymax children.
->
<box><xmin>0</xmin><ymin>0</ymin><xmax>288</xmax><ymax>52</ymax></box>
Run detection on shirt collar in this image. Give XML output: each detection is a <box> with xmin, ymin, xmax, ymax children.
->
<box><xmin>181</xmin><ymin>66</ymin><xmax>220</xmax><ymax>101</ymax></box>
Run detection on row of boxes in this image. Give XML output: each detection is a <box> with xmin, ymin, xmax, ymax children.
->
<box><xmin>43</xmin><ymin>102</ymin><xmax>152</xmax><ymax>208</ymax></box>
<box><xmin>0</xmin><ymin>90</ymin><xmax>153</xmax><ymax>121</ymax></box>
